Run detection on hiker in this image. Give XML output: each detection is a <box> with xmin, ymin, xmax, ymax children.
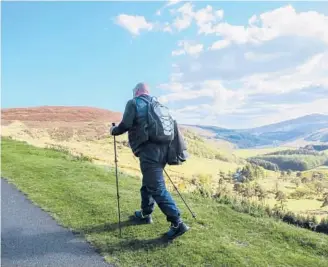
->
<box><xmin>109</xmin><ymin>82</ymin><xmax>189</xmax><ymax>239</ymax></box>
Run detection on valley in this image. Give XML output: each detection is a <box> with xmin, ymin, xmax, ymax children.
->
<box><xmin>1</xmin><ymin>106</ymin><xmax>328</xmax><ymax>222</ymax></box>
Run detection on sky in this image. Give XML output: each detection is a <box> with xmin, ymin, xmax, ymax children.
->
<box><xmin>2</xmin><ymin>1</ymin><xmax>328</xmax><ymax>129</ymax></box>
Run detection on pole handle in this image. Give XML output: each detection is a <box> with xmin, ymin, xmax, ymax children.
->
<box><xmin>112</xmin><ymin>122</ymin><xmax>116</xmax><ymax>126</ymax></box>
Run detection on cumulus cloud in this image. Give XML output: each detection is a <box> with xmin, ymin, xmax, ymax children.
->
<box><xmin>205</xmin><ymin>5</ymin><xmax>328</xmax><ymax>48</ymax></box>
<box><xmin>115</xmin><ymin>14</ymin><xmax>153</xmax><ymax>35</ymax></box>
<box><xmin>156</xmin><ymin>0</ymin><xmax>183</xmax><ymax>16</ymax></box>
<box><xmin>172</xmin><ymin>2</ymin><xmax>194</xmax><ymax>31</ymax></box>
<box><xmin>115</xmin><ymin>4</ymin><xmax>328</xmax><ymax>127</ymax></box>
<box><xmin>160</xmin><ymin>5</ymin><xmax>328</xmax><ymax>127</ymax></box>
<box><xmin>210</xmin><ymin>39</ymin><xmax>230</xmax><ymax>50</ymax></box>
<box><xmin>241</xmin><ymin>52</ymin><xmax>328</xmax><ymax>95</ymax></box>
<box><xmin>172</xmin><ymin>40</ymin><xmax>204</xmax><ymax>56</ymax></box>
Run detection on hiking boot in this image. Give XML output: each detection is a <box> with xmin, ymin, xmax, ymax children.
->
<box><xmin>134</xmin><ymin>210</ymin><xmax>153</xmax><ymax>224</ymax></box>
<box><xmin>166</xmin><ymin>221</ymin><xmax>189</xmax><ymax>239</ymax></box>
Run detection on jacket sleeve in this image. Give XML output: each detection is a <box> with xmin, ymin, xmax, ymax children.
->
<box><xmin>112</xmin><ymin>99</ymin><xmax>136</xmax><ymax>135</ymax></box>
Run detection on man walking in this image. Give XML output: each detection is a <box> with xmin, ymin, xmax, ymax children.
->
<box><xmin>110</xmin><ymin>82</ymin><xmax>189</xmax><ymax>239</ymax></box>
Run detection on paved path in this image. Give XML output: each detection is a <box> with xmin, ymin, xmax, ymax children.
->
<box><xmin>1</xmin><ymin>178</ymin><xmax>111</xmax><ymax>267</ymax></box>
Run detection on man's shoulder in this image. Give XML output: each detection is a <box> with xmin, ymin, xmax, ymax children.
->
<box><xmin>125</xmin><ymin>98</ymin><xmax>137</xmax><ymax>107</ymax></box>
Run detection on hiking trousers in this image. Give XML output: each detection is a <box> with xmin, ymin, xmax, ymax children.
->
<box><xmin>138</xmin><ymin>142</ymin><xmax>181</xmax><ymax>224</ymax></box>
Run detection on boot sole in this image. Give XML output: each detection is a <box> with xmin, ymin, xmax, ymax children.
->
<box><xmin>167</xmin><ymin>226</ymin><xmax>190</xmax><ymax>240</ymax></box>
<box><xmin>133</xmin><ymin>215</ymin><xmax>153</xmax><ymax>224</ymax></box>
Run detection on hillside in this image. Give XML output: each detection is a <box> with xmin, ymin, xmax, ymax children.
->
<box><xmin>2</xmin><ymin>106</ymin><xmax>328</xmax><ymax>221</ymax></box>
<box><xmin>188</xmin><ymin>114</ymin><xmax>328</xmax><ymax>148</ymax></box>
<box><xmin>2</xmin><ymin>138</ymin><xmax>328</xmax><ymax>267</ymax></box>
<box><xmin>1</xmin><ymin>106</ymin><xmax>122</xmax><ymax>122</ymax></box>
<box><xmin>1</xmin><ymin>106</ymin><xmax>241</xmax><ymax>189</ymax></box>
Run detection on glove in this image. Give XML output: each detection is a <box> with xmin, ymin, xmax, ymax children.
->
<box><xmin>110</xmin><ymin>125</ymin><xmax>117</xmax><ymax>135</ymax></box>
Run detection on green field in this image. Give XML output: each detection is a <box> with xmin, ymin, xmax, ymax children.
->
<box><xmin>2</xmin><ymin>137</ymin><xmax>328</xmax><ymax>267</ymax></box>
<box><xmin>233</xmin><ymin>147</ymin><xmax>291</xmax><ymax>159</ymax></box>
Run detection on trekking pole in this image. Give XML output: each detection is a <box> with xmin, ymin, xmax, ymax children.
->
<box><xmin>164</xmin><ymin>169</ymin><xmax>196</xmax><ymax>219</ymax></box>
<box><xmin>112</xmin><ymin>123</ymin><xmax>122</xmax><ymax>237</ymax></box>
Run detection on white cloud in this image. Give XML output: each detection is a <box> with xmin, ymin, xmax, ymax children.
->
<box><xmin>244</xmin><ymin>51</ymin><xmax>290</xmax><ymax>62</ymax></box>
<box><xmin>159</xmin><ymin>80</ymin><xmax>245</xmax><ymax>115</ymax></box>
<box><xmin>115</xmin><ymin>14</ymin><xmax>153</xmax><ymax>35</ymax></box>
<box><xmin>210</xmin><ymin>39</ymin><xmax>230</xmax><ymax>50</ymax></box>
<box><xmin>248</xmin><ymin>15</ymin><xmax>258</xmax><ymax>26</ymax></box>
<box><xmin>172</xmin><ymin>40</ymin><xmax>204</xmax><ymax>56</ymax></box>
<box><xmin>163</xmin><ymin>22</ymin><xmax>173</xmax><ymax>32</ymax></box>
<box><xmin>172</xmin><ymin>2</ymin><xmax>194</xmax><ymax>31</ymax></box>
<box><xmin>169</xmin><ymin>3</ymin><xmax>224</xmax><ymax>33</ymax></box>
<box><xmin>158</xmin><ymin>82</ymin><xmax>185</xmax><ymax>92</ymax></box>
<box><xmin>193</xmin><ymin>5</ymin><xmax>223</xmax><ymax>34</ymax></box>
<box><xmin>216</xmin><ymin>10</ymin><xmax>224</xmax><ymax>20</ymax></box>
<box><xmin>245</xmin><ymin>98</ymin><xmax>328</xmax><ymax>127</ymax></box>
<box><xmin>115</xmin><ymin>4</ymin><xmax>328</xmax><ymax>127</ymax></box>
<box><xmin>207</xmin><ymin>5</ymin><xmax>328</xmax><ymax>48</ymax></box>
<box><xmin>242</xmin><ymin>52</ymin><xmax>328</xmax><ymax>95</ymax></box>
<box><xmin>167</xmin><ymin>0</ymin><xmax>183</xmax><ymax>7</ymax></box>
<box><xmin>156</xmin><ymin>0</ymin><xmax>183</xmax><ymax>16</ymax></box>
<box><xmin>172</xmin><ymin>49</ymin><xmax>185</xmax><ymax>56</ymax></box>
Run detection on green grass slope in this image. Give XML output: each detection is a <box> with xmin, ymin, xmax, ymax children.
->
<box><xmin>2</xmin><ymin>138</ymin><xmax>328</xmax><ymax>267</ymax></box>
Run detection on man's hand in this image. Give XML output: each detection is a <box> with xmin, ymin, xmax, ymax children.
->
<box><xmin>110</xmin><ymin>125</ymin><xmax>117</xmax><ymax>135</ymax></box>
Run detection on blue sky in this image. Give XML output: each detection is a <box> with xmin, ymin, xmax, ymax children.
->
<box><xmin>2</xmin><ymin>1</ymin><xmax>328</xmax><ymax>128</ymax></box>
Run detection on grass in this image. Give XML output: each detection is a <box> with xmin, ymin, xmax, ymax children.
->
<box><xmin>2</xmin><ymin>121</ymin><xmax>242</xmax><ymax>184</ymax></box>
<box><xmin>2</xmin><ymin>137</ymin><xmax>328</xmax><ymax>267</ymax></box>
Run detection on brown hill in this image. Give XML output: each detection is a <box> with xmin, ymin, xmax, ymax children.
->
<box><xmin>1</xmin><ymin>106</ymin><xmax>122</xmax><ymax>123</ymax></box>
<box><xmin>1</xmin><ymin>106</ymin><xmax>123</xmax><ymax>141</ymax></box>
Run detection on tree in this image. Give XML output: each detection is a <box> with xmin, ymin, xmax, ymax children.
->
<box><xmin>218</xmin><ymin>177</ymin><xmax>224</xmax><ymax>191</ymax></box>
<box><xmin>241</xmin><ymin>164</ymin><xmax>253</xmax><ymax>182</ymax></box>
<box><xmin>314</xmin><ymin>182</ymin><xmax>324</xmax><ymax>194</ymax></box>
<box><xmin>275</xmin><ymin>190</ymin><xmax>287</xmax><ymax>211</ymax></box>
<box><xmin>227</xmin><ymin>171</ymin><xmax>233</xmax><ymax>183</ymax></box>
<box><xmin>301</xmin><ymin>177</ymin><xmax>309</xmax><ymax>184</ymax></box>
<box><xmin>275</xmin><ymin>181</ymin><xmax>279</xmax><ymax>194</ymax></box>
<box><xmin>233</xmin><ymin>182</ymin><xmax>242</xmax><ymax>195</ymax></box>
<box><xmin>254</xmin><ymin>183</ymin><xmax>267</xmax><ymax>203</ymax></box>
<box><xmin>287</xmin><ymin>169</ymin><xmax>292</xmax><ymax>176</ymax></box>
<box><xmin>244</xmin><ymin>184</ymin><xmax>255</xmax><ymax>199</ymax></box>
<box><xmin>311</xmin><ymin>172</ymin><xmax>319</xmax><ymax>181</ymax></box>
<box><xmin>296</xmin><ymin>171</ymin><xmax>302</xmax><ymax>178</ymax></box>
<box><xmin>291</xmin><ymin>178</ymin><xmax>301</xmax><ymax>187</ymax></box>
<box><xmin>219</xmin><ymin>171</ymin><xmax>225</xmax><ymax>180</ymax></box>
<box><xmin>321</xmin><ymin>193</ymin><xmax>328</xmax><ymax>208</ymax></box>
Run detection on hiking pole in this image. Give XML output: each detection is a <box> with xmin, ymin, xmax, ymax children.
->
<box><xmin>112</xmin><ymin>123</ymin><xmax>122</xmax><ymax>237</ymax></box>
<box><xmin>163</xmin><ymin>169</ymin><xmax>196</xmax><ymax>220</ymax></box>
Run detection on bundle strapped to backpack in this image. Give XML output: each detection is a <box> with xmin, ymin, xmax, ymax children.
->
<box><xmin>167</xmin><ymin>120</ymin><xmax>188</xmax><ymax>165</ymax></box>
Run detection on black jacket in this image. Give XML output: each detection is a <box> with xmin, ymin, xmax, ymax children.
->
<box><xmin>111</xmin><ymin>95</ymin><xmax>150</xmax><ymax>156</ymax></box>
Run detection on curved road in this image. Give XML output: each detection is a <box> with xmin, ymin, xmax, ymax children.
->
<box><xmin>1</xmin><ymin>178</ymin><xmax>111</xmax><ymax>267</ymax></box>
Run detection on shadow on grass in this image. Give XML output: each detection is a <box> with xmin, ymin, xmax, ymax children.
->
<box><xmin>80</xmin><ymin>216</ymin><xmax>151</xmax><ymax>234</ymax></box>
<box><xmin>114</xmin><ymin>236</ymin><xmax>172</xmax><ymax>252</ymax></box>
<box><xmin>80</xmin><ymin>216</ymin><xmax>173</xmax><ymax>253</ymax></box>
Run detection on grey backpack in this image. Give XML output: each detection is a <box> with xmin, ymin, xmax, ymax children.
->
<box><xmin>139</xmin><ymin>96</ymin><xmax>175</xmax><ymax>143</ymax></box>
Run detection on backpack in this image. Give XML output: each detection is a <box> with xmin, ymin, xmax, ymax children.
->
<box><xmin>139</xmin><ymin>96</ymin><xmax>175</xmax><ymax>143</ymax></box>
<box><xmin>167</xmin><ymin>120</ymin><xmax>189</xmax><ymax>165</ymax></box>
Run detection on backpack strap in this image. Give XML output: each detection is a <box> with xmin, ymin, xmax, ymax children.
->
<box><xmin>137</xmin><ymin>95</ymin><xmax>153</xmax><ymax>104</ymax></box>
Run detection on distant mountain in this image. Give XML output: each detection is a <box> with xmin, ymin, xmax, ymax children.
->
<box><xmin>186</xmin><ymin>114</ymin><xmax>328</xmax><ymax>148</ymax></box>
<box><xmin>244</xmin><ymin>113</ymin><xmax>328</xmax><ymax>135</ymax></box>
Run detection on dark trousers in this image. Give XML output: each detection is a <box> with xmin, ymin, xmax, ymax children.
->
<box><xmin>138</xmin><ymin>142</ymin><xmax>181</xmax><ymax>224</ymax></box>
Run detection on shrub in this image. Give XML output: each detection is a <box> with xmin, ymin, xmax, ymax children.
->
<box><xmin>289</xmin><ymin>187</ymin><xmax>314</xmax><ymax>199</ymax></box>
